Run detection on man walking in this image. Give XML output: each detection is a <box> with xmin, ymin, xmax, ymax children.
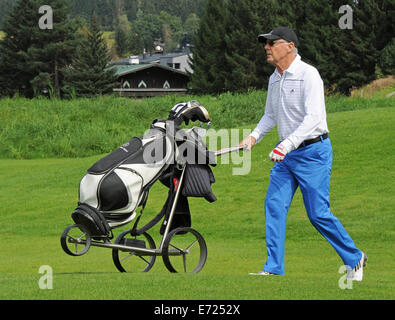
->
<box><xmin>240</xmin><ymin>27</ymin><xmax>366</xmax><ymax>280</ymax></box>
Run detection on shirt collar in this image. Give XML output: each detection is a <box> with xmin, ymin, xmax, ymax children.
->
<box><xmin>274</xmin><ymin>54</ymin><xmax>302</xmax><ymax>78</ymax></box>
<box><xmin>286</xmin><ymin>54</ymin><xmax>302</xmax><ymax>74</ymax></box>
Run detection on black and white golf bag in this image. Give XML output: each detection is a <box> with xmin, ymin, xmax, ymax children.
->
<box><xmin>71</xmin><ymin>101</ymin><xmax>216</xmax><ymax>239</ymax></box>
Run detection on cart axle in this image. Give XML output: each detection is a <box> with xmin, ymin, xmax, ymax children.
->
<box><xmin>68</xmin><ymin>237</ymin><xmax>185</xmax><ymax>256</ymax></box>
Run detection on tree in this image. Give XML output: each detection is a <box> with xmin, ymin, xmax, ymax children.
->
<box><xmin>129</xmin><ymin>9</ymin><xmax>162</xmax><ymax>54</ymax></box>
<box><xmin>138</xmin><ymin>0</ymin><xmax>206</xmax><ymax>23</ymax></box>
<box><xmin>0</xmin><ymin>0</ymin><xmax>41</xmax><ymax>97</ymax></box>
<box><xmin>26</xmin><ymin>0</ymin><xmax>77</xmax><ymax>98</ymax></box>
<box><xmin>0</xmin><ymin>0</ymin><xmax>208</xmax><ymax>32</ymax></box>
<box><xmin>63</xmin><ymin>16</ymin><xmax>119</xmax><ymax>98</ymax></box>
<box><xmin>183</xmin><ymin>13</ymin><xmax>200</xmax><ymax>46</ymax></box>
<box><xmin>158</xmin><ymin>11</ymin><xmax>183</xmax><ymax>52</ymax></box>
<box><xmin>0</xmin><ymin>0</ymin><xmax>14</xmax><ymax>28</ymax></box>
<box><xmin>30</xmin><ymin>72</ymin><xmax>53</xmax><ymax>97</ymax></box>
<box><xmin>189</xmin><ymin>0</ymin><xmax>229</xmax><ymax>94</ymax></box>
<box><xmin>276</xmin><ymin>0</ymin><xmax>387</xmax><ymax>94</ymax></box>
<box><xmin>378</xmin><ymin>38</ymin><xmax>395</xmax><ymax>76</ymax></box>
<box><xmin>224</xmin><ymin>0</ymin><xmax>282</xmax><ymax>92</ymax></box>
<box><xmin>115</xmin><ymin>14</ymin><xmax>131</xmax><ymax>57</ymax></box>
<box><xmin>374</xmin><ymin>0</ymin><xmax>395</xmax><ymax>52</ymax></box>
<box><xmin>337</xmin><ymin>0</ymin><xmax>380</xmax><ymax>93</ymax></box>
<box><xmin>279</xmin><ymin>0</ymin><xmax>346</xmax><ymax>93</ymax></box>
<box><xmin>0</xmin><ymin>0</ymin><xmax>77</xmax><ymax>98</ymax></box>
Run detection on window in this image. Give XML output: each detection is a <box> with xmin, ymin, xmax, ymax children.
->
<box><xmin>138</xmin><ymin>80</ymin><xmax>147</xmax><ymax>89</ymax></box>
<box><xmin>174</xmin><ymin>63</ymin><xmax>181</xmax><ymax>70</ymax></box>
<box><xmin>122</xmin><ymin>80</ymin><xmax>130</xmax><ymax>89</ymax></box>
<box><xmin>163</xmin><ymin>81</ymin><xmax>171</xmax><ymax>89</ymax></box>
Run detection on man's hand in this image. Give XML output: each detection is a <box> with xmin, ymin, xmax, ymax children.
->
<box><xmin>269</xmin><ymin>143</ymin><xmax>289</xmax><ymax>162</ymax></box>
<box><xmin>239</xmin><ymin>136</ymin><xmax>256</xmax><ymax>151</ymax></box>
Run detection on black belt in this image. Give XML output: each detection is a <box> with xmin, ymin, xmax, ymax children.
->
<box><xmin>297</xmin><ymin>133</ymin><xmax>328</xmax><ymax>149</ymax></box>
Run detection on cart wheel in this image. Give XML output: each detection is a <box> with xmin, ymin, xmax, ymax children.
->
<box><xmin>60</xmin><ymin>224</ymin><xmax>91</xmax><ymax>256</ymax></box>
<box><xmin>162</xmin><ymin>227</ymin><xmax>207</xmax><ymax>273</ymax></box>
<box><xmin>112</xmin><ymin>230</ymin><xmax>156</xmax><ymax>273</ymax></box>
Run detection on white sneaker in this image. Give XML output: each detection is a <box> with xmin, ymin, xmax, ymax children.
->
<box><xmin>248</xmin><ymin>271</ymin><xmax>274</xmax><ymax>276</ymax></box>
<box><xmin>346</xmin><ymin>252</ymin><xmax>367</xmax><ymax>281</ymax></box>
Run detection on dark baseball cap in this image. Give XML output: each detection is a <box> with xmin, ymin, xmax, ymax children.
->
<box><xmin>258</xmin><ymin>26</ymin><xmax>300</xmax><ymax>48</ymax></box>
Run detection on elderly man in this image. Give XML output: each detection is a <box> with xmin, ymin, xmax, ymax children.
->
<box><xmin>240</xmin><ymin>27</ymin><xmax>366</xmax><ymax>280</ymax></box>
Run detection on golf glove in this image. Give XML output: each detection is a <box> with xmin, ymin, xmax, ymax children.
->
<box><xmin>269</xmin><ymin>143</ymin><xmax>289</xmax><ymax>162</ymax></box>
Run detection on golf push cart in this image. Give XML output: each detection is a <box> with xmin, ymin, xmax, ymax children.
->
<box><xmin>60</xmin><ymin>101</ymin><xmax>244</xmax><ymax>273</ymax></box>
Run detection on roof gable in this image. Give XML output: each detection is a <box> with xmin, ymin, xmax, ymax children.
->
<box><xmin>111</xmin><ymin>63</ymin><xmax>189</xmax><ymax>78</ymax></box>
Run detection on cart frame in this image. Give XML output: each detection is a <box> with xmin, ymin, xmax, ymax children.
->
<box><xmin>61</xmin><ymin>145</ymin><xmax>245</xmax><ymax>273</ymax></box>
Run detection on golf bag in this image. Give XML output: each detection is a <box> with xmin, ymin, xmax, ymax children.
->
<box><xmin>71</xmin><ymin>101</ymin><xmax>216</xmax><ymax>239</ymax></box>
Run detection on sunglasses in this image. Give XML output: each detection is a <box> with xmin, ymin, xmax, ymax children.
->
<box><xmin>266</xmin><ymin>39</ymin><xmax>290</xmax><ymax>47</ymax></box>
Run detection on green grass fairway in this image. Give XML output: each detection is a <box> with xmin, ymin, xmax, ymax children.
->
<box><xmin>0</xmin><ymin>107</ymin><xmax>394</xmax><ymax>300</ymax></box>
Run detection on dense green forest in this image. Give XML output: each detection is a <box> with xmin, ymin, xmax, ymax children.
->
<box><xmin>0</xmin><ymin>0</ymin><xmax>394</xmax><ymax>98</ymax></box>
<box><xmin>0</xmin><ymin>0</ymin><xmax>206</xmax><ymax>98</ymax></box>
<box><xmin>191</xmin><ymin>0</ymin><xmax>394</xmax><ymax>95</ymax></box>
<box><xmin>0</xmin><ymin>0</ymin><xmax>206</xmax><ymax>29</ymax></box>
<box><xmin>0</xmin><ymin>0</ymin><xmax>205</xmax><ymax>58</ymax></box>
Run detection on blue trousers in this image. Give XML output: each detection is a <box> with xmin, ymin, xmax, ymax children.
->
<box><xmin>263</xmin><ymin>138</ymin><xmax>362</xmax><ymax>275</ymax></box>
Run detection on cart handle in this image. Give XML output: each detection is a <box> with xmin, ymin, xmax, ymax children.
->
<box><xmin>214</xmin><ymin>145</ymin><xmax>247</xmax><ymax>157</ymax></box>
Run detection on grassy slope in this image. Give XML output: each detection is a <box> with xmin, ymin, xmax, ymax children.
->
<box><xmin>0</xmin><ymin>106</ymin><xmax>394</xmax><ymax>300</ymax></box>
<box><xmin>0</xmin><ymin>91</ymin><xmax>394</xmax><ymax>159</ymax></box>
